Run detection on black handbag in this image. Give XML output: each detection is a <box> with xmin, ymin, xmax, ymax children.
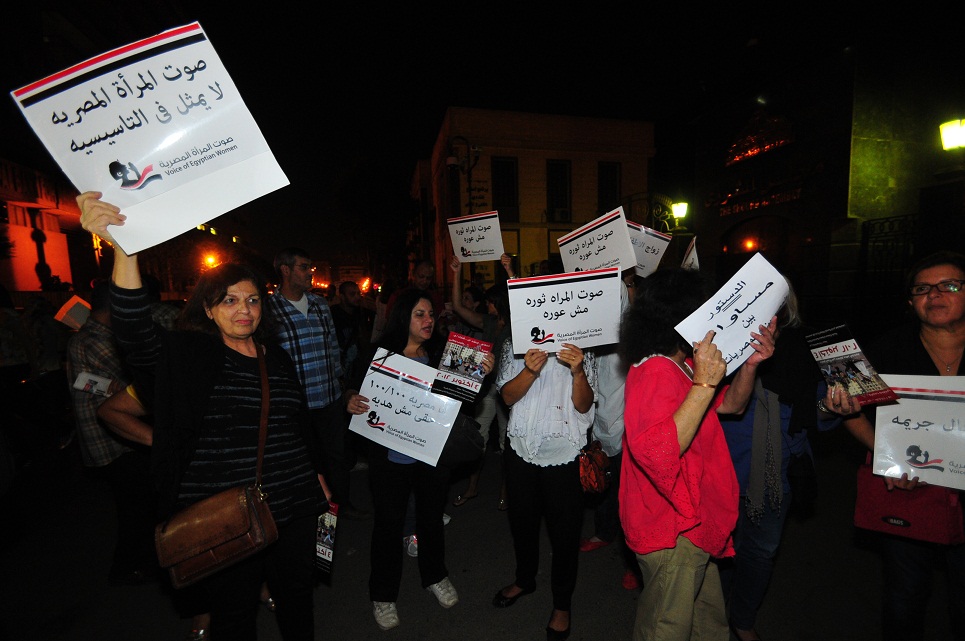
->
<box><xmin>437</xmin><ymin>413</ymin><xmax>484</xmax><ymax>467</ymax></box>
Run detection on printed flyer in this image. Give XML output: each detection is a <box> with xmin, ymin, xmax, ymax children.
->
<box><xmin>805</xmin><ymin>324</ymin><xmax>898</xmax><ymax>405</ymax></box>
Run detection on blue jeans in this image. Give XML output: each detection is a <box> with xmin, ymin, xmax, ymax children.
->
<box><xmin>720</xmin><ymin>493</ymin><xmax>790</xmax><ymax>630</ymax></box>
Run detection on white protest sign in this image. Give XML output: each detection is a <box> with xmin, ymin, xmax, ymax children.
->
<box><xmin>11</xmin><ymin>22</ymin><xmax>288</xmax><ymax>255</ymax></box>
<box><xmin>681</xmin><ymin>236</ymin><xmax>699</xmax><ymax>270</ymax></box>
<box><xmin>507</xmin><ymin>268</ymin><xmax>621</xmax><ymax>355</ymax></box>
<box><xmin>674</xmin><ymin>253</ymin><xmax>788</xmax><ymax>375</ymax></box>
<box><xmin>348</xmin><ymin>349</ymin><xmax>462</xmax><ymax>466</ymax></box>
<box><xmin>557</xmin><ymin>207</ymin><xmax>636</xmax><ymax>273</ymax></box>
<box><xmin>872</xmin><ymin>374</ymin><xmax>965</xmax><ymax>491</ymax></box>
<box><xmin>626</xmin><ymin>221</ymin><xmax>671</xmax><ymax>277</ymax></box>
<box><xmin>448</xmin><ymin>211</ymin><xmax>504</xmax><ymax>262</ymax></box>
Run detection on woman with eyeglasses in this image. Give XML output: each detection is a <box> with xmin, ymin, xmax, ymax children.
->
<box><xmin>843</xmin><ymin>250</ymin><xmax>965</xmax><ymax>641</ymax></box>
<box><xmin>77</xmin><ymin>192</ymin><xmax>331</xmax><ymax>641</ymax></box>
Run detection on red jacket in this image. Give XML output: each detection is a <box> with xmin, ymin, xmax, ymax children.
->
<box><xmin>619</xmin><ymin>355</ymin><xmax>739</xmax><ymax>558</ymax></box>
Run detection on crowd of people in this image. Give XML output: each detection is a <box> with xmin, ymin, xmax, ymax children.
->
<box><xmin>0</xmin><ymin>190</ymin><xmax>960</xmax><ymax>641</ymax></box>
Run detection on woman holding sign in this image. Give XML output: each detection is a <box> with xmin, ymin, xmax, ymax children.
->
<box><xmin>843</xmin><ymin>250</ymin><xmax>965</xmax><ymax>641</ymax></box>
<box><xmin>77</xmin><ymin>192</ymin><xmax>329</xmax><ymax>641</ymax></box>
<box><xmin>618</xmin><ymin>267</ymin><xmax>775</xmax><ymax>641</ymax></box>
<box><xmin>345</xmin><ymin>288</ymin><xmax>494</xmax><ymax>632</ymax></box>
<box><xmin>491</xmin><ymin>309</ymin><xmax>598</xmax><ymax>640</ymax></box>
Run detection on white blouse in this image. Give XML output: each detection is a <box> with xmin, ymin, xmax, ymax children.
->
<box><xmin>495</xmin><ymin>337</ymin><xmax>597</xmax><ymax>466</ymax></box>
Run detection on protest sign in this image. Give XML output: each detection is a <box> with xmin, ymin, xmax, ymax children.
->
<box><xmin>55</xmin><ymin>295</ymin><xmax>91</xmax><ymax>330</ymax></box>
<box><xmin>11</xmin><ymin>22</ymin><xmax>288</xmax><ymax>255</ymax></box>
<box><xmin>872</xmin><ymin>374</ymin><xmax>965</xmax><ymax>491</ymax></box>
<box><xmin>557</xmin><ymin>207</ymin><xmax>636</xmax><ymax>273</ymax></box>
<box><xmin>626</xmin><ymin>221</ymin><xmax>671</xmax><ymax>277</ymax></box>
<box><xmin>348</xmin><ymin>349</ymin><xmax>462</xmax><ymax>466</ymax></box>
<box><xmin>448</xmin><ymin>211</ymin><xmax>504</xmax><ymax>262</ymax></box>
<box><xmin>674</xmin><ymin>253</ymin><xmax>788</xmax><ymax>375</ymax></box>
<box><xmin>681</xmin><ymin>236</ymin><xmax>699</xmax><ymax>270</ymax></box>
<box><xmin>506</xmin><ymin>268</ymin><xmax>621</xmax><ymax>354</ymax></box>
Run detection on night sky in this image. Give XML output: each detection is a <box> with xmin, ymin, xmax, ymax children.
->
<box><xmin>0</xmin><ymin>5</ymin><xmax>885</xmax><ymax>269</ymax></box>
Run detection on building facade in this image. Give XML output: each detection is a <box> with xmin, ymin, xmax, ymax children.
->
<box><xmin>688</xmin><ymin>37</ymin><xmax>965</xmax><ymax>336</ymax></box>
<box><xmin>410</xmin><ymin>107</ymin><xmax>657</xmax><ymax>288</ymax></box>
<box><xmin>0</xmin><ymin>158</ymin><xmax>84</xmax><ymax>294</ymax></box>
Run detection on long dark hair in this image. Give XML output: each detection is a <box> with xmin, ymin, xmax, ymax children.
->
<box><xmin>379</xmin><ymin>288</ymin><xmax>444</xmax><ymax>362</ymax></box>
<box><xmin>619</xmin><ymin>268</ymin><xmax>711</xmax><ymax>366</ymax></box>
<box><xmin>178</xmin><ymin>263</ymin><xmax>273</xmax><ymax>343</ymax></box>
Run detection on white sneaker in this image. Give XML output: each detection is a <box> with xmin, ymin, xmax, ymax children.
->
<box><xmin>427</xmin><ymin>577</ymin><xmax>459</xmax><ymax>608</ymax></box>
<box><xmin>442</xmin><ymin>513</ymin><xmax>451</xmax><ymax>525</ymax></box>
<box><xmin>372</xmin><ymin>601</ymin><xmax>399</xmax><ymax>630</ymax></box>
<box><xmin>404</xmin><ymin>534</ymin><xmax>418</xmax><ymax>557</ymax></box>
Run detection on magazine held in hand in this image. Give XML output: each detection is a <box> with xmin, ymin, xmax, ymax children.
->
<box><xmin>804</xmin><ymin>324</ymin><xmax>897</xmax><ymax>405</ymax></box>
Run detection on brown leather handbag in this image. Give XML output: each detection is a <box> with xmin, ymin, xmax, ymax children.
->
<box><xmin>155</xmin><ymin>347</ymin><xmax>278</xmax><ymax>588</ymax></box>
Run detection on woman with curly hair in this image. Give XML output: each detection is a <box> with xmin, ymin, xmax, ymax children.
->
<box><xmin>618</xmin><ymin>267</ymin><xmax>775</xmax><ymax>641</ymax></box>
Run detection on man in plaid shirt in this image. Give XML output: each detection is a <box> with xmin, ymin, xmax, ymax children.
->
<box><xmin>268</xmin><ymin>247</ymin><xmax>370</xmax><ymax>519</ymax></box>
<box><xmin>67</xmin><ymin>280</ymin><xmax>156</xmax><ymax>584</ymax></box>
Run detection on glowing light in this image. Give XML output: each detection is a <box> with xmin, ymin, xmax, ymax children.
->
<box><xmin>671</xmin><ymin>202</ymin><xmax>688</xmax><ymax>220</ymax></box>
<box><xmin>940</xmin><ymin>120</ymin><xmax>965</xmax><ymax>150</ymax></box>
<box><xmin>204</xmin><ymin>254</ymin><xmax>218</xmax><ymax>268</ymax></box>
<box><xmin>743</xmin><ymin>239</ymin><xmax>758</xmax><ymax>251</ymax></box>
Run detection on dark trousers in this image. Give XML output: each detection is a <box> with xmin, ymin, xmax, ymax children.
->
<box><xmin>202</xmin><ymin>514</ymin><xmax>317</xmax><ymax>641</ymax></box>
<box><xmin>588</xmin><ymin>450</ymin><xmax>637</xmax><ymax>572</ymax></box>
<box><xmin>368</xmin><ymin>448</ymin><xmax>450</xmax><ymax>602</ymax></box>
<box><xmin>879</xmin><ymin>533</ymin><xmax>965</xmax><ymax>641</ymax></box>
<box><xmin>504</xmin><ymin>445</ymin><xmax>583</xmax><ymax>611</ymax></box>
<box><xmin>311</xmin><ymin>400</ymin><xmax>352</xmax><ymax>506</ymax></box>
<box><xmin>592</xmin><ymin>450</ymin><xmax>624</xmax><ymax>542</ymax></box>
<box><xmin>100</xmin><ymin>449</ymin><xmax>157</xmax><ymax>576</ymax></box>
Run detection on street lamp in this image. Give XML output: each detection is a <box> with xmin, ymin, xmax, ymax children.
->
<box><xmin>647</xmin><ymin>193</ymin><xmax>689</xmax><ymax>233</ymax></box>
<box><xmin>940</xmin><ymin>120</ymin><xmax>965</xmax><ymax>150</ymax></box>
<box><xmin>447</xmin><ymin>135</ymin><xmax>481</xmax><ymax>215</ymax></box>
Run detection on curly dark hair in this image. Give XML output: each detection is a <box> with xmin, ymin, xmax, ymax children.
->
<box><xmin>379</xmin><ymin>288</ymin><xmax>444</xmax><ymax>362</ymax></box>
<box><xmin>619</xmin><ymin>267</ymin><xmax>712</xmax><ymax>365</ymax></box>
<box><xmin>177</xmin><ymin>262</ymin><xmax>273</xmax><ymax>343</ymax></box>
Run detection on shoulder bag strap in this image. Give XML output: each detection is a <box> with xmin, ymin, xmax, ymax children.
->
<box><xmin>255</xmin><ymin>345</ymin><xmax>270</xmax><ymax>487</ymax></box>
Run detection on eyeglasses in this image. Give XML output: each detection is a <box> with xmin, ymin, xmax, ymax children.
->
<box><xmin>909</xmin><ymin>279</ymin><xmax>964</xmax><ymax>296</ymax></box>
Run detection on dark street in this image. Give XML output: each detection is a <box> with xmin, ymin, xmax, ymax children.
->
<box><xmin>0</xmin><ymin>428</ymin><xmax>954</xmax><ymax>640</ymax></box>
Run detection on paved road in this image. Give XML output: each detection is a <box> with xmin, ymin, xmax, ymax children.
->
<box><xmin>0</xmin><ymin>429</ymin><xmax>954</xmax><ymax>640</ymax></box>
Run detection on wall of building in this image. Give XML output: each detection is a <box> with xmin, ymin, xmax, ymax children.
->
<box><xmin>417</xmin><ymin>107</ymin><xmax>655</xmax><ymax>284</ymax></box>
<box><xmin>1</xmin><ymin>221</ymin><xmax>72</xmax><ymax>290</ymax></box>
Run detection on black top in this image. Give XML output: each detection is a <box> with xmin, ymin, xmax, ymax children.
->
<box><xmin>177</xmin><ymin>345</ymin><xmax>322</xmax><ymax>523</ymax></box>
<box><xmin>864</xmin><ymin>321</ymin><xmax>959</xmax><ymax>378</ymax></box>
<box><xmin>110</xmin><ymin>283</ymin><xmax>325</xmax><ymax>520</ymax></box>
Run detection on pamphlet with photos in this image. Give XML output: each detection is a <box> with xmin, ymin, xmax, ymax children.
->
<box><xmin>805</xmin><ymin>324</ymin><xmax>898</xmax><ymax>405</ymax></box>
<box><xmin>435</xmin><ymin>332</ymin><xmax>492</xmax><ymax>403</ymax></box>
<box><xmin>315</xmin><ymin>503</ymin><xmax>338</xmax><ymax>585</ymax></box>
